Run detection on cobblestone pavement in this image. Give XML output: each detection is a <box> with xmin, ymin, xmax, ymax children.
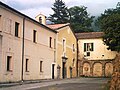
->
<box><xmin>0</xmin><ymin>78</ymin><xmax>110</xmax><ymax>90</ymax></box>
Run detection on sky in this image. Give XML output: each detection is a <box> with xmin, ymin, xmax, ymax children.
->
<box><xmin>0</xmin><ymin>0</ymin><xmax>119</xmax><ymax>19</ymax></box>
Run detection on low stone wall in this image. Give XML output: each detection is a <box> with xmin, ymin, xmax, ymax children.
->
<box><xmin>78</xmin><ymin>59</ymin><xmax>113</xmax><ymax>77</ymax></box>
<box><xmin>110</xmin><ymin>54</ymin><xmax>120</xmax><ymax>90</ymax></box>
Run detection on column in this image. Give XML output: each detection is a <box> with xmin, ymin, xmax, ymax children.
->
<box><xmin>102</xmin><ymin>62</ymin><xmax>105</xmax><ymax>77</ymax></box>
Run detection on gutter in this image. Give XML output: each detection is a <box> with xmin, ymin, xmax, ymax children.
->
<box><xmin>21</xmin><ymin>18</ymin><xmax>25</xmax><ymax>81</ymax></box>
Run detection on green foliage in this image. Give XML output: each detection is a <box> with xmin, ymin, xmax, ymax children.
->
<box><xmin>69</xmin><ymin>6</ymin><xmax>94</xmax><ymax>33</ymax></box>
<box><xmin>49</xmin><ymin>0</ymin><xmax>70</xmax><ymax>24</ymax></box>
<box><xmin>96</xmin><ymin>2</ymin><xmax>120</xmax><ymax>52</ymax></box>
<box><xmin>49</xmin><ymin>1</ymin><xmax>94</xmax><ymax>33</ymax></box>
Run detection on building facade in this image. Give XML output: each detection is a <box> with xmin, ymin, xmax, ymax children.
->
<box><xmin>23</xmin><ymin>16</ymin><xmax>57</xmax><ymax>80</ymax></box>
<box><xmin>76</xmin><ymin>32</ymin><xmax>117</xmax><ymax>77</ymax></box>
<box><xmin>0</xmin><ymin>2</ymin><xmax>57</xmax><ymax>82</ymax></box>
<box><xmin>47</xmin><ymin>24</ymin><xmax>77</xmax><ymax>79</ymax></box>
<box><xmin>1</xmin><ymin>1</ymin><xmax>117</xmax><ymax>83</ymax></box>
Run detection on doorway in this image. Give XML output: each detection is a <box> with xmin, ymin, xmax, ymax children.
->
<box><xmin>52</xmin><ymin>64</ymin><xmax>55</xmax><ymax>79</ymax></box>
<box><xmin>62</xmin><ymin>62</ymin><xmax>66</xmax><ymax>78</ymax></box>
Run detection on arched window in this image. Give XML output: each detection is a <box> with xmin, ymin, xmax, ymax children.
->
<box><xmin>39</xmin><ymin>17</ymin><xmax>42</xmax><ymax>23</ymax></box>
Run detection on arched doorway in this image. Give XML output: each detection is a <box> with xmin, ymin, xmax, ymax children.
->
<box><xmin>93</xmin><ymin>63</ymin><xmax>102</xmax><ymax>77</ymax></box>
<box><xmin>105</xmin><ymin>63</ymin><xmax>113</xmax><ymax>77</ymax></box>
<box><xmin>83</xmin><ymin>62</ymin><xmax>90</xmax><ymax>76</ymax></box>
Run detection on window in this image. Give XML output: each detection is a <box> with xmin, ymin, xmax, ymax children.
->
<box><xmin>15</xmin><ymin>22</ymin><xmax>19</xmax><ymax>37</ymax></box>
<box><xmin>0</xmin><ymin>15</ymin><xmax>1</xmax><ymax>22</ymax></box>
<box><xmin>87</xmin><ymin>52</ymin><xmax>90</xmax><ymax>56</ymax></box>
<box><xmin>40</xmin><ymin>61</ymin><xmax>43</xmax><ymax>72</ymax></box>
<box><xmin>5</xmin><ymin>18</ymin><xmax>12</xmax><ymax>33</ymax></box>
<box><xmin>63</xmin><ymin>39</ymin><xmax>65</xmax><ymax>52</ymax></box>
<box><xmin>33</xmin><ymin>30</ymin><xmax>37</xmax><ymax>43</ymax></box>
<box><xmin>84</xmin><ymin>43</ymin><xmax>94</xmax><ymax>52</ymax></box>
<box><xmin>49</xmin><ymin>37</ymin><xmax>52</xmax><ymax>48</ymax></box>
<box><xmin>73</xmin><ymin>59</ymin><xmax>75</xmax><ymax>67</ymax></box>
<box><xmin>0</xmin><ymin>16</ymin><xmax>1</xmax><ymax>31</ymax></box>
<box><xmin>54</xmin><ymin>51</ymin><xmax>56</xmax><ymax>62</ymax></box>
<box><xmin>39</xmin><ymin>17</ymin><xmax>42</xmax><ymax>23</ymax></box>
<box><xmin>7</xmin><ymin>56</ymin><xmax>12</xmax><ymax>71</ymax></box>
<box><xmin>73</xmin><ymin>44</ymin><xmax>75</xmax><ymax>52</ymax></box>
<box><xmin>25</xmin><ymin>59</ymin><xmax>29</xmax><ymax>72</ymax></box>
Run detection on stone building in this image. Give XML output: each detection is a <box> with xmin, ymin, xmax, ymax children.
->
<box><xmin>1</xmin><ymin>1</ymin><xmax>117</xmax><ymax>83</ymax></box>
<box><xmin>0</xmin><ymin>2</ymin><xmax>57</xmax><ymax>82</ymax></box>
<box><xmin>75</xmin><ymin>32</ymin><xmax>117</xmax><ymax>77</ymax></box>
<box><xmin>47</xmin><ymin>24</ymin><xmax>77</xmax><ymax>79</ymax></box>
<box><xmin>0</xmin><ymin>2</ymin><xmax>77</xmax><ymax>83</ymax></box>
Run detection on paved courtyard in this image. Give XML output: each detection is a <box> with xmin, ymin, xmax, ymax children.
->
<box><xmin>0</xmin><ymin>78</ymin><xmax>110</xmax><ymax>90</ymax></box>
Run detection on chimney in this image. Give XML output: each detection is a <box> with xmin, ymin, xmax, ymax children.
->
<box><xmin>35</xmin><ymin>13</ymin><xmax>46</xmax><ymax>25</ymax></box>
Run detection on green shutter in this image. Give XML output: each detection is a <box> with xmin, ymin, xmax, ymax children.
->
<box><xmin>84</xmin><ymin>43</ymin><xmax>86</xmax><ymax>52</ymax></box>
<box><xmin>91</xmin><ymin>43</ymin><xmax>94</xmax><ymax>51</ymax></box>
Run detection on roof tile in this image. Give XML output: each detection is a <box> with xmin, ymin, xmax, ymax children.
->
<box><xmin>47</xmin><ymin>23</ymin><xmax>69</xmax><ymax>30</ymax></box>
<box><xmin>75</xmin><ymin>32</ymin><xmax>104</xmax><ymax>39</ymax></box>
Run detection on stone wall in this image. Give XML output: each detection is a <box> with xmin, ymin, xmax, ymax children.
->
<box><xmin>78</xmin><ymin>59</ymin><xmax>113</xmax><ymax>77</ymax></box>
<box><xmin>110</xmin><ymin>54</ymin><xmax>120</xmax><ymax>90</ymax></box>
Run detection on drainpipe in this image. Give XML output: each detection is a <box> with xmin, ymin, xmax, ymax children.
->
<box><xmin>21</xmin><ymin>17</ymin><xmax>25</xmax><ymax>81</ymax></box>
<box><xmin>76</xmin><ymin>39</ymin><xmax>79</xmax><ymax>77</ymax></box>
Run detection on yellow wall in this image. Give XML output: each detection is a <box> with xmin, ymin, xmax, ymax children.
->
<box><xmin>78</xmin><ymin>38</ymin><xmax>116</xmax><ymax>77</ymax></box>
<box><xmin>56</xmin><ymin>26</ymin><xmax>77</xmax><ymax>78</ymax></box>
<box><xmin>35</xmin><ymin>14</ymin><xmax>46</xmax><ymax>25</ymax></box>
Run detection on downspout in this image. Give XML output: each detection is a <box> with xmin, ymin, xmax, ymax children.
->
<box><xmin>21</xmin><ymin>17</ymin><xmax>25</xmax><ymax>81</ymax></box>
<box><xmin>76</xmin><ymin>39</ymin><xmax>79</xmax><ymax>77</ymax></box>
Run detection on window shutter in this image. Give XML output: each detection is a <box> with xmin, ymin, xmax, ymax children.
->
<box><xmin>91</xmin><ymin>43</ymin><xmax>94</xmax><ymax>51</ymax></box>
<box><xmin>84</xmin><ymin>43</ymin><xmax>86</xmax><ymax>52</ymax></box>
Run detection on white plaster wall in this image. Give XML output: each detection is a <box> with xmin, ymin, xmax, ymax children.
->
<box><xmin>78</xmin><ymin>38</ymin><xmax>117</xmax><ymax>60</ymax></box>
<box><xmin>0</xmin><ymin>7</ymin><xmax>23</xmax><ymax>82</ymax></box>
<box><xmin>0</xmin><ymin>6</ymin><xmax>57</xmax><ymax>82</ymax></box>
<box><xmin>23</xmin><ymin>19</ymin><xmax>57</xmax><ymax>80</ymax></box>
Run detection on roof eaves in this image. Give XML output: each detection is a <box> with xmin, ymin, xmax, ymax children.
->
<box><xmin>77</xmin><ymin>37</ymin><xmax>102</xmax><ymax>39</ymax></box>
<box><xmin>55</xmin><ymin>23</ymin><xmax>70</xmax><ymax>30</ymax></box>
<box><xmin>35</xmin><ymin>13</ymin><xmax>47</xmax><ymax>18</ymax></box>
<box><xmin>54</xmin><ymin>23</ymin><xmax>77</xmax><ymax>40</ymax></box>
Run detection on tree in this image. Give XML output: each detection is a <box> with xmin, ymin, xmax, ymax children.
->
<box><xmin>96</xmin><ymin>2</ymin><xmax>120</xmax><ymax>52</ymax></box>
<box><xmin>49</xmin><ymin>2</ymin><xmax>94</xmax><ymax>33</ymax></box>
<box><xmin>69</xmin><ymin>6</ymin><xmax>94</xmax><ymax>33</ymax></box>
<box><xmin>49</xmin><ymin>0</ymin><xmax>70</xmax><ymax>24</ymax></box>
<box><xmin>95</xmin><ymin>3</ymin><xmax>120</xmax><ymax>90</ymax></box>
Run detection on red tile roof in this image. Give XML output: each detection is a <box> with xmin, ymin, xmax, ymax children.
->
<box><xmin>75</xmin><ymin>32</ymin><xmax>104</xmax><ymax>39</ymax></box>
<box><xmin>47</xmin><ymin>23</ymin><xmax>69</xmax><ymax>30</ymax></box>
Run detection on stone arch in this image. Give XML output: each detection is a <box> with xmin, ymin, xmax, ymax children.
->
<box><xmin>83</xmin><ymin>62</ymin><xmax>90</xmax><ymax>76</ymax></box>
<box><xmin>93</xmin><ymin>61</ymin><xmax>102</xmax><ymax>66</ymax></box>
<box><xmin>93</xmin><ymin>62</ymin><xmax>102</xmax><ymax>77</ymax></box>
<box><xmin>105</xmin><ymin>62</ymin><xmax>113</xmax><ymax>77</ymax></box>
<box><xmin>82</xmin><ymin>61</ymin><xmax>90</xmax><ymax>65</ymax></box>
